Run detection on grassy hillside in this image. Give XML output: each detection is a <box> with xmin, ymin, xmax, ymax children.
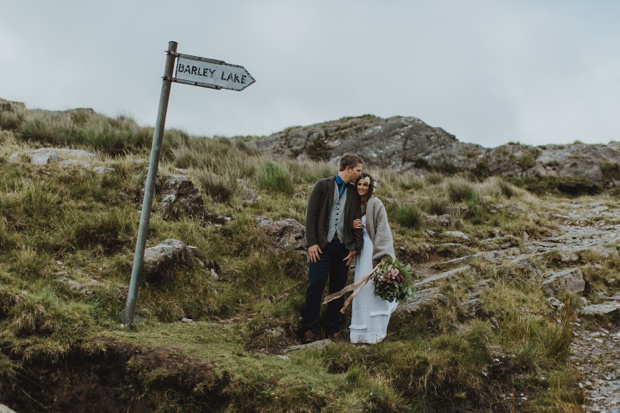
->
<box><xmin>0</xmin><ymin>104</ymin><xmax>608</xmax><ymax>412</ymax></box>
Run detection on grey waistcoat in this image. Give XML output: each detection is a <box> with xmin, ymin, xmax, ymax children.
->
<box><xmin>327</xmin><ymin>185</ymin><xmax>347</xmax><ymax>242</ymax></box>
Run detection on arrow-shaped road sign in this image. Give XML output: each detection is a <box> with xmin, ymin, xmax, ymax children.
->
<box><xmin>123</xmin><ymin>42</ymin><xmax>256</xmax><ymax>327</ymax></box>
<box><xmin>173</xmin><ymin>54</ymin><xmax>256</xmax><ymax>91</ymax></box>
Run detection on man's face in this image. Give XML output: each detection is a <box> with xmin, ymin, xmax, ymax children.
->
<box><xmin>344</xmin><ymin>163</ymin><xmax>363</xmax><ymax>183</ymax></box>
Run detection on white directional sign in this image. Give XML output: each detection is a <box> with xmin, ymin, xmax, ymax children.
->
<box><xmin>173</xmin><ymin>54</ymin><xmax>256</xmax><ymax>91</ymax></box>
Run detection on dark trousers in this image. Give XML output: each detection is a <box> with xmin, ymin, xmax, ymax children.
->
<box><xmin>301</xmin><ymin>240</ymin><xmax>349</xmax><ymax>336</ymax></box>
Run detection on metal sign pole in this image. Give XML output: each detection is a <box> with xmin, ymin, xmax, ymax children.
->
<box><xmin>122</xmin><ymin>41</ymin><xmax>178</xmax><ymax>326</ymax></box>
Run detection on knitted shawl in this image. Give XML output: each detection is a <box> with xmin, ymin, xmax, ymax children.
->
<box><xmin>364</xmin><ymin>196</ymin><xmax>395</xmax><ymax>267</ymax></box>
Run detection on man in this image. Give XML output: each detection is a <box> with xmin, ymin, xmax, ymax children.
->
<box><xmin>300</xmin><ymin>153</ymin><xmax>364</xmax><ymax>343</ymax></box>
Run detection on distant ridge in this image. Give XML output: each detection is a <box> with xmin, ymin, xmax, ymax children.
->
<box><xmin>252</xmin><ymin>115</ymin><xmax>620</xmax><ymax>192</ymax></box>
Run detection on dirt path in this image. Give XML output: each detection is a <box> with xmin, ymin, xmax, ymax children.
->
<box><xmin>545</xmin><ymin>199</ymin><xmax>620</xmax><ymax>413</ymax></box>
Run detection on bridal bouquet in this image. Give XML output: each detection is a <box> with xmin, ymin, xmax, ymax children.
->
<box><xmin>371</xmin><ymin>256</ymin><xmax>415</xmax><ymax>302</ymax></box>
<box><xmin>323</xmin><ymin>256</ymin><xmax>415</xmax><ymax>313</ymax></box>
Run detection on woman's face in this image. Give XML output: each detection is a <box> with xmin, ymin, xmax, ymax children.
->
<box><xmin>357</xmin><ymin>179</ymin><xmax>370</xmax><ymax>196</ymax></box>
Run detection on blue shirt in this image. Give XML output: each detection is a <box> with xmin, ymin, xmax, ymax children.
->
<box><xmin>335</xmin><ymin>174</ymin><xmax>346</xmax><ymax>199</ymax></box>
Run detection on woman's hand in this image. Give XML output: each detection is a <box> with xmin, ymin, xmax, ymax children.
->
<box><xmin>353</xmin><ymin>218</ymin><xmax>362</xmax><ymax>229</ymax></box>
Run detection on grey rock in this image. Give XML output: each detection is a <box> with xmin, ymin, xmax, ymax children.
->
<box><xmin>59</xmin><ymin>159</ymin><xmax>92</xmax><ymax>169</ymax></box>
<box><xmin>9</xmin><ymin>147</ymin><xmax>98</xmax><ymax>165</ymax></box>
<box><xmin>439</xmin><ymin>250</ymin><xmax>508</xmax><ymax>267</ymax></box>
<box><xmin>58</xmin><ymin>277</ymin><xmax>92</xmax><ymax>295</ymax></box>
<box><xmin>444</xmin><ymin>231</ymin><xmax>470</xmax><ymax>241</ymax></box>
<box><xmin>240</xmin><ymin>188</ymin><xmax>260</xmax><ymax>203</ymax></box>
<box><xmin>425</xmin><ymin>214</ymin><xmax>455</xmax><ymax>227</ymax></box>
<box><xmin>93</xmin><ymin>166</ymin><xmax>116</xmax><ymax>174</ymax></box>
<box><xmin>282</xmin><ymin>339</ymin><xmax>332</xmax><ymax>353</ymax></box>
<box><xmin>461</xmin><ymin>298</ymin><xmax>482</xmax><ymax>315</ymax></box>
<box><xmin>581</xmin><ymin>304</ymin><xmax>619</xmax><ymax>316</ymax></box>
<box><xmin>256</xmin><ymin>217</ymin><xmax>305</xmax><ymax>251</ymax></box>
<box><xmin>415</xmin><ymin>265</ymin><xmax>475</xmax><ymax>288</ymax></box>
<box><xmin>10</xmin><ymin>148</ymin><xmax>59</xmax><ymax>164</ymax></box>
<box><xmin>397</xmin><ymin>287</ymin><xmax>448</xmax><ymax>314</ymax></box>
<box><xmin>542</xmin><ymin>268</ymin><xmax>586</xmax><ymax>296</ymax></box>
<box><xmin>142</xmin><ymin>239</ymin><xmax>196</xmax><ymax>282</ymax></box>
<box><xmin>508</xmin><ymin>257</ymin><xmax>544</xmax><ymax>277</ymax></box>
<box><xmin>157</xmin><ymin>174</ymin><xmax>210</xmax><ymax>222</ymax></box>
<box><xmin>547</xmin><ymin>297</ymin><xmax>565</xmax><ymax>309</ymax></box>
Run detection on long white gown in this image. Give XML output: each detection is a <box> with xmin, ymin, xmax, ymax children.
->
<box><xmin>350</xmin><ymin>216</ymin><xmax>398</xmax><ymax>344</ymax></box>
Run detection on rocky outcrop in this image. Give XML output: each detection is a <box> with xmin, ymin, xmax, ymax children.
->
<box><xmin>251</xmin><ymin>115</ymin><xmax>620</xmax><ymax>186</ymax></box>
<box><xmin>0</xmin><ymin>101</ymin><xmax>25</xmax><ymax>113</ymax></box>
<box><xmin>252</xmin><ymin>115</ymin><xmax>486</xmax><ymax>174</ymax></box>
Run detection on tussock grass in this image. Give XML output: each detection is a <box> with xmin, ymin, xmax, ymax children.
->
<box><xmin>393</xmin><ymin>204</ymin><xmax>423</xmax><ymax>229</ymax></box>
<box><xmin>0</xmin><ymin>176</ymin><xmax>63</xmax><ymax>229</ymax></box>
<box><xmin>259</xmin><ymin>161</ymin><xmax>295</xmax><ymax>195</ymax></box>
<box><xmin>58</xmin><ymin>209</ymin><xmax>136</xmax><ymax>254</ymax></box>
<box><xmin>7</xmin><ymin>246</ymin><xmax>53</xmax><ymax>280</ymax></box>
<box><xmin>424</xmin><ymin>173</ymin><xmax>444</xmax><ymax>185</ymax></box>
<box><xmin>4</xmin><ymin>287</ymin><xmax>97</xmax><ymax>359</ymax></box>
<box><xmin>195</xmin><ymin>170</ymin><xmax>238</xmax><ymax>203</ymax></box>
<box><xmin>447</xmin><ymin>177</ymin><xmax>479</xmax><ymax>203</ymax></box>
<box><xmin>285</xmin><ymin>159</ymin><xmax>334</xmax><ymax>184</ymax></box>
<box><xmin>419</xmin><ymin>196</ymin><xmax>450</xmax><ymax>216</ymax></box>
<box><xmin>16</xmin><ymin>111</ymin><xmax>154</xmax><ymax>156</ymax></box>
<box><xmin>0</xmin><ymin>110</ymin><xmax>22</xmax><ymax>131</ymax></box>
<box><xmin>170</xmin><ymin>135</ymin><xmax>263</xmax><ymax>180</ymax></box>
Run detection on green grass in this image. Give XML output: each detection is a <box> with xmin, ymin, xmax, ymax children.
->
<box><xmin>0</xmin><ymin>104</ymin><xmax>598</xmax><ymax>412</ymax></box>
<box><xmin>259</xmin><ymin>161</ymin><xmax>295</xmax><ymax>195</ymax></box>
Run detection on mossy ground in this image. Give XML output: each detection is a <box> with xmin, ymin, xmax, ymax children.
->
<box><xmin>1</xmin><ymin>105</ymin><xmax>613</xmax><ymax>412</ymax></box>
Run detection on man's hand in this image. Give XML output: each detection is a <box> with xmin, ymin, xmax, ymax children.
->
<box><xmin>308</xmin><ymin>244</ymin><xmax>322</xmax><ymax>263</ymax></box>
<box><xmin>343</xmin><ymin>250</ymin><xmax>357</xmax><ymax>266</ymax></box>
<box><xmin>353</xmin><ymin>219</ymin><xmax>362</xmax><ymax>229</ymax></box>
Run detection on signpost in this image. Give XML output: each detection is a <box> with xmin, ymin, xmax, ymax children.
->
<box><xmin>122</xmin><ymin>41</ymin><xmax>255</xmax><ymax>327</ymax></box>
<box><xmin>174</xmin><ymin>55</ymin><xmax>256</xmax><ymax>91</ymax></box>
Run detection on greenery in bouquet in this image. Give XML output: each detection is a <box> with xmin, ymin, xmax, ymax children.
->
<box><xmin>371</xmin><ymin>256</ymin><xmax>415</xmax><ymax>302</ymax></box>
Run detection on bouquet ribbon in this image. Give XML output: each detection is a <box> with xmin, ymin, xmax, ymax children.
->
<box><xmin>323</xmin><ymin>262</ymin><xmax>381</xmax><ymax>314</ymax></box>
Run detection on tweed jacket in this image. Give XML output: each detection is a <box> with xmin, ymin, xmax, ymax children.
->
<box><xmin>364</xmin><ymin>196</ymin><xmax>395</xmax><ymax>267</ymax></box>
<box><xmin>304</xmin><ymin>176</ymin><xmax>363</xmax><ymax>252</ymax></box>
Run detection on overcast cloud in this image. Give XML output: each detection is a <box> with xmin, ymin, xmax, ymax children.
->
<box><xmin>1</xmin><ymin>0</ymin><xmax>619</xmax><ymax>148</ymax></box>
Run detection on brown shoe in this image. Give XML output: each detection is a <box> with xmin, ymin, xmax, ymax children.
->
<box><xmin>302</xmin><ymin>330</ymin><xmax>318</xmax><ymax>344</ymax></box>
<box><xmin>329</xmin><ymin>332</ymin><xmax>347</xmax><ymax>343</ymax></box>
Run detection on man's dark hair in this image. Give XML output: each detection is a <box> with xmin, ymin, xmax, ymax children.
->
<box><xmin>338</xmin><ymin>153</ymin><xmax>364</xmax><ymax>171</ymax></box>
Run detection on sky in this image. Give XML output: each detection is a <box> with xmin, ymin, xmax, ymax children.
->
<box><xmin>1</xmin><ymin>0</ymin><xmax>619</xmax><ymax>148</ymax></box>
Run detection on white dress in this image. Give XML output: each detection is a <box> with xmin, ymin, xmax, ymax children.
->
<box><xmin>350</xmin><ymin>216</ymin><xmax>398</xmax><ymax>344</ymax></box>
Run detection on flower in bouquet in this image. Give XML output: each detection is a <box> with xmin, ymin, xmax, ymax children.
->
<box><xmin>371</xmin><ymin>256</ymin><xmax>415</xmax><ymax>302</ymax></box>
<box><xmin>323</xmin><ymin>256</ymin><xmax>415</xmax><ymax>313</ymax></box>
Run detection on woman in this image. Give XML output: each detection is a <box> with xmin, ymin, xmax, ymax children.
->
<box><xmin>350</xmin><ymin>173</ymin><xmax>398</xmax><ymax>344</ymax></box>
